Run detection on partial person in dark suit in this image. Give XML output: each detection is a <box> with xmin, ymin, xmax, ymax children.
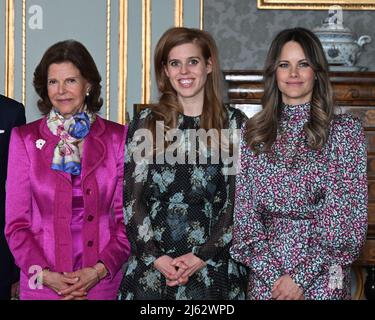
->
<box><xmin>0</xmin><ymin>94</ymin><xmax>26</xmax><ymax>299</ymax></box>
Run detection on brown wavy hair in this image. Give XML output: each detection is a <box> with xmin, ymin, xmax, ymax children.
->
<box><xmin>245</xmin><ymin>27</ymin><xmax>334</xmax><ymax>153</ymax></box>
<box><xmin>33</xmin><ymin>40</ymin><xmax>103</xmax><ymax>115</ymax></box>
<box><xmin>147</xmin><ymin>27</ymin><xmax>227</xmax><ymax>144</ymax></box>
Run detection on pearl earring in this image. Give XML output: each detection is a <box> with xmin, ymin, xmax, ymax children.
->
<box><xmin>86</xmin><ymin>91</ymin><xmax>90</xmax><ymax>96</ymax></box>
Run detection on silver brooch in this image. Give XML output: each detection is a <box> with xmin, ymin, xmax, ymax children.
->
<box><xmin>35</xmin><ymin>139</ymin><xmax>46</xmax><ymax>150</ymax></box>
<box><xmin>328</xmin><ymin>264</ymin><xmax>343</xmax><ymax>290</ymax></box>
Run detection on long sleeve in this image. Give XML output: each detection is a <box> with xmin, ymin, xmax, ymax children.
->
<box><xmin>192</xmin><ymin>173</ymin><xmax>236</xmax><ymax>265</ymax></box>
<box><xmin>123</xmin><ymin>111</ymin><xmax>162</xmax><ymax>266</ymax></box>
<box><xmin>14</xmin><ymin>102</ymin><xmax>26</xmax><ymax>127</ymax></box>
<box><xmin>5</xmin><ymin>127</ymin><xmax>50</xmax><ymax>275</ymax></box>
<box><xmin>289</xmin><ymin>115</ymin><xmax>368</xmax><ymax>291</ymax></box>
<box><xmin>230</xmin><ymin>127</ymin><xmax>283</xmax><ymax>290</ymax></box>
<box><xmin>98</xmin><ymin>125</ymin><xmax>131</xmax><ymax>279</ymax></box>
<box><xmin>193</xmin><ymin>109</ymin><xmax>247</xmax><ymax>265</ymax></box>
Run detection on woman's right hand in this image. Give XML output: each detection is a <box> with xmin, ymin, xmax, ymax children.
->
<box><xmin>271</xmin><ymin>274</ymin><xmax>304</xmax><ymax>300</ymax></box>
<box><xmin>153</xmin><ymin>255</ymin><xmax>188</xmax><ymax>284</ymax></box>
<box><xmin>41</xmin><ymin>269</ymin><xmax>86</xmax><ymax>299</ymax></box>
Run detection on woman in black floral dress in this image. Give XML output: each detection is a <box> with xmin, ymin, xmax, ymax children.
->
<box><xmin>118</xmin><ymin>27</ymin><xmax>248</xmax><ymax>300</ymax></box>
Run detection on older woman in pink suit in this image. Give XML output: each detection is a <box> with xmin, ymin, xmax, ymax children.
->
<box><xmin>5</xmin><ymin>40</ymin><xmax>130</xmax><ymax>300</ymax></box>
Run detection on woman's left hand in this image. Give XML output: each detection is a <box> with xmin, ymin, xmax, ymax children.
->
<box><xmin>59</xmin><ymin>263</ymin><xmax>108</xmax><ymax>299</ymax></box>
<box><xmin>168</xmin><ymin>253</ymin><xmax>206</xmax><ymax>286</ymax></box>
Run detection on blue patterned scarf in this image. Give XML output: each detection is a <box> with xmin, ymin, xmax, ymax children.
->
<box><xmin>47</xmin><ymin>109</ymin><xmax>95</xmax><ymax>175</ymax></box>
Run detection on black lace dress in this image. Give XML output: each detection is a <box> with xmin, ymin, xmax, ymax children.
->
<box><xmin>118</xmin><ymin>106</ymin><xmax>249</xmax><ymax>300</ymax></box>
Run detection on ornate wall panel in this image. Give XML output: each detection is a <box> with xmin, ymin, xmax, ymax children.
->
<box><xmin>2</xmin><ymin>0</ymin><xmax>203</xmax><ymax>123</ymax></box>
<box><xmin>3</xmin><ymin>0</ymin><xmax>116</xmax><ymax>123</ymax></box>
<box><xmin>204</xmin><ymin>0</ymin><xmax>375</xmax><ymax>73</ymax></box>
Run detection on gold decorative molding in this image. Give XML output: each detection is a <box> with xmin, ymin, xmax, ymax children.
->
<box><xmin>118</xmin><ymin>0</ymin><xmax>128</xmax><ymax>124</ymax></box>
<box><xmin>18</xmin><ymin>1</ymin><xmax>111</xmax><ymax>115</ymax></box>
<box><xmin>142</xmin><ymin>0</ymin><xmax>151</xmax><ymax>104</ymax></box>
<box><xmin>200</xmin><ymin>0</ymin><xmax>204</xmax><ymax>30</ymax></box>
<box><xmin>258</xmin><ymin>0</ymin><xmax>375</xmax><ymax>10</ymax></box>
<box><xmin>5</xmin><ymin>0</ymin><xmax>15</xmax><ymax>98</ymax></box>
<box><xmin>175</xmin><ymin>0</ymin><xmax>183</xmax><ymax>27</ymax></box>
<box><xmin>106</xmin><ymin>0</ymin><xmax>111</xmax><ymax>120</ymax></box>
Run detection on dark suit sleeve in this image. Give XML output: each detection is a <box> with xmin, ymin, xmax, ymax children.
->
<box><xmin>14</xmin><ymin>103</ymin><xmax>26</xmax><ymax>127</ymax></box>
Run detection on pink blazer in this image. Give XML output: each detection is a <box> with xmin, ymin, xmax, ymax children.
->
<box><xmin>5</xmin><ymin>115</ymin><xmax>130</xmax><ymax>300</ymax></box>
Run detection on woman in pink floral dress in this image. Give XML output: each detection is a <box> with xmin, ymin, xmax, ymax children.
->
<box><xmin>230</xmin><ymin>27</ymin><xmax>367</xmax><ymax>300</ymax></box>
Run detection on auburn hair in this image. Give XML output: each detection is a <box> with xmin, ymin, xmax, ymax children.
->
<box><xmin>146</xmin><ymin>27</ymin><xmax>227</xmax><ymax>146</ymax></box>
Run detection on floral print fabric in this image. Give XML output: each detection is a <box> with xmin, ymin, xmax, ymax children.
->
<box><xmin>119</xmin><ymin>106</ymin><xmax>249</xmax><ymax>300</ymax></box>
<box><xmin>230</xmin><ymin>102</ymin><xmax>368</xmax><ymax>300</ymax></box>
<box><xmin>47</xmin><ymin>109</ymin><xmax>95</xmax><ymax>175</ymax></box>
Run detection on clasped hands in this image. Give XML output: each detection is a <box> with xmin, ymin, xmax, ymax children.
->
<box><xmin>40</xmin><ymin>262</ymin><xmax>107</xmax><ymax>300</ymax></box>
<box><xmin>154</xmin><ymin>253</ymin><xmax>206</xmax><ymax>287</ymax></box>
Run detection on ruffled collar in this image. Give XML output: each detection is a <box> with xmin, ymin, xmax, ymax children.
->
<box><xmin>279</xmin><ymin>102</ymin><xmax>311</xmax><ymax>133</ymax></box>
<box><xmin>280</xmin><ymin>102</ymin><xmax>311</xmax><ymax>121</ymax></box>
<box><xmin>268</xmin><ymin>102</ymin><xmax>311</xmax><ymax>167</ymax></box>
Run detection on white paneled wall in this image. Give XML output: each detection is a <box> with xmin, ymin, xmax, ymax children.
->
<box><xmin>1</xmin><ymin>0</ymin><xmax>203</xmax><ymax>124</ymax></box>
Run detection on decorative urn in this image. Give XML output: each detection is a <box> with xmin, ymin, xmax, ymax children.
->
<box><xmin>313</xmin><ymin>10</ymin><xmax>371</xmax><ymax>71</ymax></box>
